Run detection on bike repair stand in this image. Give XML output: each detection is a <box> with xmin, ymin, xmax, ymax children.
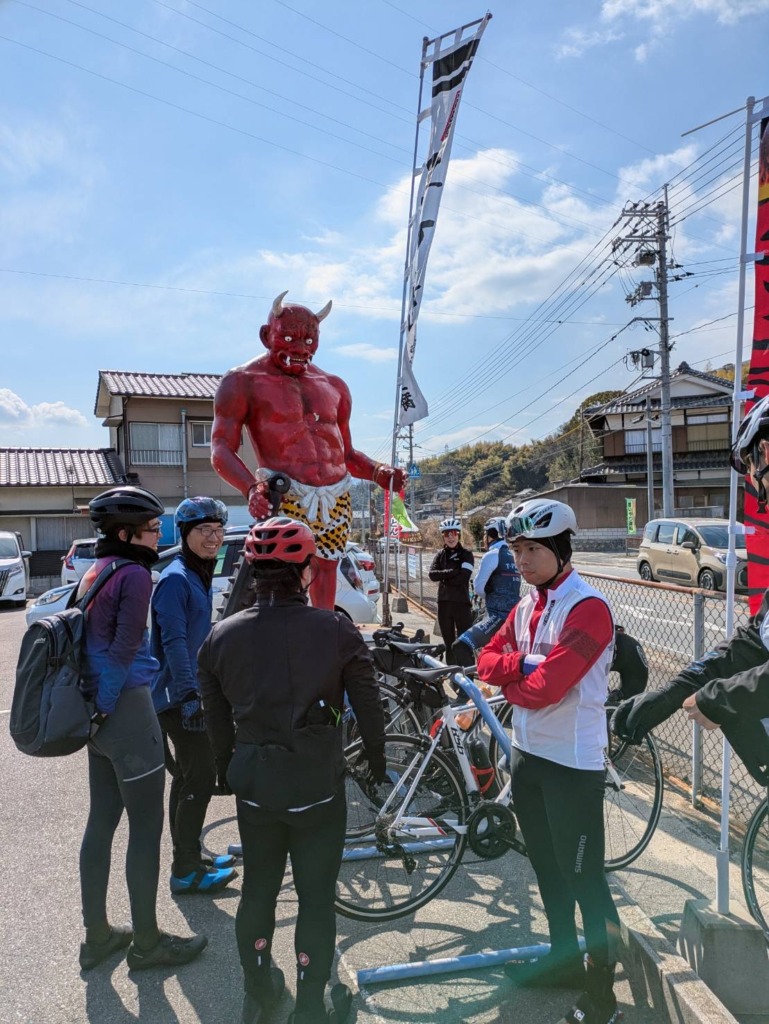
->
<box><xmin>356</xmin><ymin>939</ymin><xmax>586</xmax><ymax>985</ymax></box>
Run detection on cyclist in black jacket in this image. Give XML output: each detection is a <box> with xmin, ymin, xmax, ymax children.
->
<box><xmin>428</xmin><ymin>517</ymin><xmax>474</xmax><ymax>651</ymax></box>
<box><xmin>198</xmin><ymin>517</ymin><xmax>386</xmax><ymax>1024</ymax></box>
<box><xmin>612</xmin><ymin>396</ymin><xmax>769</xmax><ymax>786</ymax></box>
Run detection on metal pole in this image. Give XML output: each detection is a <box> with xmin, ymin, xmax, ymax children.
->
<box><xmin>646</xmin><ymin>395</ymin><xmax>655</xmax><ymax>521</ymax></box>
<box><xmin>656</xmin><ymin>189</ymin><xmax>675</xmax><ymax>516</ymax></box>
<box><xmin>718</xmin><ymin>95</ymin><xmax>757</xmax><ymax>914</ymax></box>
<box><xmin>409</xmin><ymin>424</ymin><xmax>415</xmax><ymax>515</ymax></box>
<box><xmin>451</xmin><ymin>470</ymin><xmax>456</xmax><ymax>517</ymax></box>
<box><xmin>383</xmin><ymin>36</ymin><xmax>429</xmax><ymax>628</ymax></box>
<box><xmin>691</xmin><ymin>591</ymin><xmax>705</xmax><ymax>807</ymax></box>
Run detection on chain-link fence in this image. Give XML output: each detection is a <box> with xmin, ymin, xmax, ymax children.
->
<box><xmin>377</xmin><ymin>544</ymin><xmax>766</xmax><ymax>829</ymax></box>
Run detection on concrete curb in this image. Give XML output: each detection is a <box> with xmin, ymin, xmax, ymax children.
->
<box><xmin>613</xmin><ymin>881</ymin><xmax>739</xmax><ymax>1024</ymax></box>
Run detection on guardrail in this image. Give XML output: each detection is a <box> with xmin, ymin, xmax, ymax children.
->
<box><xmin>376</xmin><ymin>545</ymin><xmax>764</xmax><ymax>830</ymax></box>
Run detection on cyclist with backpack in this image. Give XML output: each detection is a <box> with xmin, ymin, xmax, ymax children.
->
<box><xmin>428</xmin><ymin>518</ymin><xmax>474</xmax><ymax>652</ymax></box>
<box><xmin>150</xmin><ymin>496</ymin><xmax>237</xmax><ymax>896</ymax></box>
<box><xmin>477</xmin><ymin>498</ymin><xmax>622</xmax><ymax>1024</ymax></box>
<box><xmin>453</xmin><ymin>516</ymin><xmax>521</xmax><ymax>667</ymax></box>
<box><xmin>77</xmin><ymin>486</ymin><xmax>207</xmax><ymax>973</ymax></box>
<box><xmin>198</xmin><ymin>516</ymin><xmax>386</xmax><ymax>1024</ymax></box>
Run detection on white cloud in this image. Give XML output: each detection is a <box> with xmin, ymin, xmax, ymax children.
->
<box><xmin>0</xmin><ymin>390</ymin><xmax>86</xmax><ymax>428</ymax></box>
<box><xmin>560</xmin><ymin>0</ymin><xmax>769</xmax><ymax>60</ymax></box>
<box><xmin>331</xmin><ymin>343</ymin><xmax>397</xmax><ymax>363</ymax></box>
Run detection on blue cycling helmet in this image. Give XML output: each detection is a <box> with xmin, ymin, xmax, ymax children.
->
<box><xmin>174</xmin><ymin>496</ymin><xmax>228</xmax><ymax>528</ymax></box>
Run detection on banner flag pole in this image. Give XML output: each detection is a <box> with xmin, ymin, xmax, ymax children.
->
<box><xmin>383</xmin><ymin>12</ymin><xmax>492</xmax><ymax>625</ymax></box>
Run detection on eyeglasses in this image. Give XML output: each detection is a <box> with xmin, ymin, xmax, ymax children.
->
<box><xmin>443</xmin><ymin>530</ymin><xmax>459</xmax><ymax>538</ymax></box>
<box><xmin>140</xmin><ymin>524</ymin><xmax>163</xmax><ymax>535</ymax></box>
<box><xmin>192</xmin><ymin>525</ymin><xmax>225</xmax><ymax>539</ymax></box>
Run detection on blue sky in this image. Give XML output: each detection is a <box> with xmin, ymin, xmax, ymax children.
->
<box><xmin>1</xmin><ymin>0</ymin><xmax>767</xmax><ymax>469</ymax></box>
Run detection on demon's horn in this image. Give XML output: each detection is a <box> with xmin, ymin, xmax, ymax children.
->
<box><xmin>315</xmin><ymin>300</ymin><xmax>332</xmax><ymax>322</ymax></box>
<box><xmin>271</xmin><ymin>290</ymin><xmax>289</xmax><ymax>318</ymax></box>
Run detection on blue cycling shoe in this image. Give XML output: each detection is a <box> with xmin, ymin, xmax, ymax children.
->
<box><xmin>201</xmin><ymin>853</ymin><xmax>237</xmax><ymax>869</ymax></box>
<box><xmin>170</xmin><ymin>865</ymin><xmax>237</xmax><ymax>895</ymax></box>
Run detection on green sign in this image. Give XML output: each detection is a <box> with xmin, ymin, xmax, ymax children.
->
<box><xmin>625</xmin><ymin>498</ymin><xmax>637</xmax><ymax>535</ymax></box>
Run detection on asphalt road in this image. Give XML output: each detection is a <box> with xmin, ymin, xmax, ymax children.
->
<box><xmin>0</xmin><ymin>605</ymin><xmax>665</xmax><ymax>1024</ymax></box>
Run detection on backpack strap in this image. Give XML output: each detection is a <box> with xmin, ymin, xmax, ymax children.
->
<box><xmin>77</xmin><ymin>558</ymin><xmax>136</xmax><ymax>610</ymax></box>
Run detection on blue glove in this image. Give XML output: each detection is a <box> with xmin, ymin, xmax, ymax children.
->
<box><xmin>181</xmin><ymin>693</ymin><xmax>206</xmax><ymax>733</ymax></box>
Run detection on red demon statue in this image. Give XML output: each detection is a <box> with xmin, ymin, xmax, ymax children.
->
<box><xmin>211</xmin><ymin>291</ymin><xmax>405</xmax><ymax>610</ymax></box>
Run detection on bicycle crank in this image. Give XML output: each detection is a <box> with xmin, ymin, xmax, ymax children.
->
<box><xmin>467</xmin><ymin>802</ymin><xmax>522</xmax><ymax>860</ymax></box>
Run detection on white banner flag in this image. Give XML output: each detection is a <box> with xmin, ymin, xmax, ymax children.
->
<box><xmin>398</xmin><ymin>13</ymin><xmax>491</xmax><ymax>429</ymax></box>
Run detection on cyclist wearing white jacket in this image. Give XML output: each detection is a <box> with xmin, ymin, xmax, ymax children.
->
<box><xmin>477</xmin><ymin>499</ymin><xmax>622</xmax><ymax>1024</ymax></box>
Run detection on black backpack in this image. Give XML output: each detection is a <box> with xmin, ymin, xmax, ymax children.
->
<box><xmin>9</xmin><ymin>558</ymin><xmax>132</xmax><ymax>757</ymax></box>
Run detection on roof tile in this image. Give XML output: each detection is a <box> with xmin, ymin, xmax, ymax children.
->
<box><xmin>0</xmin><ymin>448</ymin><xmax>126</xmax><ymax>487</ymax></box>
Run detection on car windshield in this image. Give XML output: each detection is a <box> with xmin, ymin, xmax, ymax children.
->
<box><xmin>0</xmin><ymin>538</ymin><xmax>19</xmax><ymax>558</ymax></box>
<box><xmin>697</xmin><ymin>525</ymin><xmax>746</xmax><ymax>549</ymax></box>
<box><xmin>76</xmin><ymin>544</ymin><xmax>96</xmax><ymax>559</ymax></box>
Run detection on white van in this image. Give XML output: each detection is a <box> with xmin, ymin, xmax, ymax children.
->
<box><xmin>0</xmin><ymin>531</ymin><xmax>31</xmax><ymax>607</ymax></box>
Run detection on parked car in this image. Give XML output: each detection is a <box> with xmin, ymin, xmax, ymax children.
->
<box><xmin>27</xmin><ymin>528</ymin><xmax>380</xmax><ymax>627</ymax></box>
<box><xmin>636</xmin><ymin>517</ymin><xmax>748</xmax><ymax>591</ymax></box>
<box><xmin>0</xmin><ymin>531</ymin><xmax>31</xmax><ymax>608</ymax></box>
<box><xmin>60</xmin><ymin>538</ymin><xmax>98</xmax><ymax>585</ymax></box>
<box><xmin>345</xmin><ymin>542</ymin><xmax>380</xmax><ymax>602</ymax></box>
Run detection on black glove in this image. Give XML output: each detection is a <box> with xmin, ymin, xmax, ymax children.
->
<box><xmin>181</xmin><ymin>692</ymin><xmax>206</xmax><ymax>733</ymax></box>
<box><xmin>364</xmin><ymin>749</ymin><xmax>387</xmax><ymax>786</ymax></box>
<box><xmin>213</xmin><ymin>756</ymin><xmax>232</xmax><ymax>796</ymax></box>
<box><xmin>611</xmin><ymin>689</ymin><xmax>679</xmax><ymax>744</ymax></box>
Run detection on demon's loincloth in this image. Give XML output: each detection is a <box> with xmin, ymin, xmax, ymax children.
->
<box><xmin>273</xmin><ymin>472</ymin><xmax>352</xmax><ymax>561</ymax></box>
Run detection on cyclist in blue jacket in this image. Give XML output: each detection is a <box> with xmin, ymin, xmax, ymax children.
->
<box><xmin>453</xmin><ymin>516</ymin><xmax>521</xmax><ymax>666</ymax></box>
<box><xmin>151</xmin><ymin>496</ymin><xmax>237</xmax><ymax>896</ymax></box>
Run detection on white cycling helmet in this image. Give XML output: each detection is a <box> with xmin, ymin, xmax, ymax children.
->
<box><xmin>439</xmin><ymin>517</ymin><xmax>461</xmax><ymax>533</ymax></box>
<box><xmin>508</xmin><ymin>499</ymin><xmax>577</xmax><ymax>539</ymax></box>
<box><xmin>731</xmin><ymin>394</ymin><xmax>769</xmax><ymax>510</ymax></box>
<box><xmin>484</xmin><ymin>516</ymin><xmax>508</xmax><ymax>539</ymax></box>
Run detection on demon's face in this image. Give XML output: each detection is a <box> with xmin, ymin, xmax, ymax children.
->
<box><xmin>259</xmin><ymin>291</ymin><xmax>332</xmax><ymax>377</ymax></box>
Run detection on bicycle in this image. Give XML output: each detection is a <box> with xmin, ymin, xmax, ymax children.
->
<box><xmin>336</xmin><ymin>649</ymin><xmax>664</xmax><ymax>923</ymax></box>
<box><xmin>742</xmin><ymin>795</ymin><xmax>769</xmax><ymax>942</ymax></box>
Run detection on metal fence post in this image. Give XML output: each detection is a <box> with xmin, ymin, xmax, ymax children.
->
<box><xmin>419</xmin><ymin>549</ymin><xmax>424</xmax><ymax>605</ymax></box>
<box><xmin>691</xmin><ymin>591</ymin><xmax>705</xmax><ymax>807</ymax></box>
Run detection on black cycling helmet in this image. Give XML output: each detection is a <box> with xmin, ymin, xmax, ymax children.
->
<box><xmin>89</xmin><ymin>485</ymin><xmax>165</xmax><ymax>532</ymax></box>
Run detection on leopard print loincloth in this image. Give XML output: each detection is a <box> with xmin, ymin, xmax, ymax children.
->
<box><xmin>280</xmin><ymin>489</ymin><xmax>352</xmax><ymax>561</ymax></box>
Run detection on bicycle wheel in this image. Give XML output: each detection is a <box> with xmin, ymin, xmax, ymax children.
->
<box><xmin>337</xmin><ymin>733</ymin><xmax>469</xmax><ymax>922</ymax></box>
<box><xmin>488</xmin><ymin>704</ymin><xmax>663</xmax><ymax>871</ymax></box>
<box><xmin>343</xmin><ymin>679</ymin><xmax>423</xmax><ymax>746</ymax></box>
<box><xmin>604</xmin><ymin>730</ymin><xmax>663</xmax><ymax>870</ymax></box>
<box><xmin>742</xmin><ymin>797</ymin><xmax>769</xmax><ymax>943</ymax></box>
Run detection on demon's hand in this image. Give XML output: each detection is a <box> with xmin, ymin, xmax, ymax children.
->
<box><xmin>247</xmin><ymin>480</ymin><xmax>271</xmax><ymax>520</ymax></box>
<box><xmin>373</xmin><ymin>464</ymin><xmax>407</xmax><ymax>492</ymax></box>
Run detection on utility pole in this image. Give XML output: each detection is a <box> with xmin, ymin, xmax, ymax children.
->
<box><xmin>408</xmin><ymin>424</ymin><xmax>415</xmax><ymax>515</ymax></box>
<box><xmin>656</xmin><ymin>186</ymin><xmax>674</xmax><ymax>516</ymax></box>
<box><xmin>616</xmin><ymin>193</ymin><xmax>674</xmax><ymax>516</ymax></box>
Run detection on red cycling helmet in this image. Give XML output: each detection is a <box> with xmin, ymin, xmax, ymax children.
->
<box><xmin>244</xmin><ymin>516</ymin><xmax>317</xmax><ymax>563</ymax></box>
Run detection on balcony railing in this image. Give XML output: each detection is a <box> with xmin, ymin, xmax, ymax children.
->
<box><xmin>129</xmin><ymin>449</ymin><xmax>183</xmax><ymax>466</ymax></box>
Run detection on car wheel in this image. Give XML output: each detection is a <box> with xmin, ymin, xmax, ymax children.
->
<box><xmin>698</xmin><ymin>568</ymin><xmax>718</xmax><ymax>591</ymax></box>
<box><xmin>638</xmin><ymin>561</ymin><xmax>654</xmax><ymax>582</ymax></box>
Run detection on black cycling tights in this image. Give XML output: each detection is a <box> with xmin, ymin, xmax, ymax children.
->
<box><xmin>80</xmin><ymin>688</ymin><xmax>165</xmax><ymax>948</ymax></box>
<box><xmin>235</xmin><ymin>788</ymin><xmax>346</xmax><ymax>1015</ymax></box>
<box><xmin>510</xmin><ymin>747</ymin><xmax>621</xmax><ymax>966</ymax></box>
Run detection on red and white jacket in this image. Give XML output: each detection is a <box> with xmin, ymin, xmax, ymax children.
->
<box><xmin>477</xmin><ymin>570</ymin><xmax>614</xmax><ymax>770</ymax></box>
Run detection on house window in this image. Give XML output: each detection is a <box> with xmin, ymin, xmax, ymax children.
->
<box><xmin>191</xmin><ymin>422</ymin><xmax>213</xmax><ymax>447</ymax></box>
<box><xmin>624</xmin><ymin>428</ymin><xmax>661</xmax><ymax>454</ymax></box>
<box><xmin>129</xmin><ymin>423</ymin><xmax>183</xmax><ymax>465</ymax></box>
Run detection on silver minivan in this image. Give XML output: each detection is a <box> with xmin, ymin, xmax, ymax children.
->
<box><xmin>636</xmin><ymin>518</ymin><xmax>748</xmax><ymax>592</ymax></box>
<box><xmin>0</xmin><ymin>531</ymin><xmax>31</xmax><ymax>607</ymax></box>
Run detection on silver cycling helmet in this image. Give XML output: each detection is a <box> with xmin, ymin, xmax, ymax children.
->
<box><xmin>484</xmin><ymin>516</ymin><xmax>508</xmax><ymax>540</ymax></box>
<box><xmin>731</xmin><ymin>394</ymin><xmax>769</xmax><ymax>511</ymax></box>
<box><xmin>507</xmin><ymin>499</ymin><xmax>578</xmax><ymax>539</ymax></box>
<box><xmin>439</xmin><ymin>517</ymin><xmax>461</xmax><ymax>533</ymax></box>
